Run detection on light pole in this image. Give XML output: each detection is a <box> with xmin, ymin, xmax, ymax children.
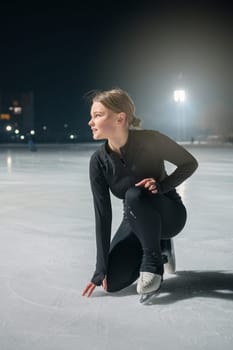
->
<box><xmin>173</xmin><ymin>89</ymin><xmax>186</xmax><ymax>141</ymax></box>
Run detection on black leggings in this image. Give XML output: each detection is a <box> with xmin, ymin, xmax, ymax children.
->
<box><xmin>106</xmin><ymin>187</ymin><xmax>187</xmax><ymax>292</ymax></box>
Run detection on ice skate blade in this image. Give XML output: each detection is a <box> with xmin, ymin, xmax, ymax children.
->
<box><xmin>139</xmin><ymin>290</ymin><xmax>160</xmax><ymax>305</ymax></box>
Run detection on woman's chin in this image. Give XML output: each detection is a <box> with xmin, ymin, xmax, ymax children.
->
<box><xmin>92</xmin><ymin>133</ymin><xmax>101</xmax><ymax>140</ymax></box>
<box><xmin>93</xmin><ymin>131</ymin><xmax>106</xmax><ymax>140</ymax></box>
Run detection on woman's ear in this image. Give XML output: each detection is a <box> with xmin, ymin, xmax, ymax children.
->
<box><xmin>117</xmin><ymin>112</ymin><xmax>127</xmax><ymax>124</ymax></box>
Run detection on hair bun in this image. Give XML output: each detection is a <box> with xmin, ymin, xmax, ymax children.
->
<box><xmin>130</xmin><ymin>116</ymin><xmax>142</xmax><ymax>129</ymax></box>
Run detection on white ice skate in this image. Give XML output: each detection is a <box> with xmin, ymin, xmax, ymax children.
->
<box><xmin>137</xmin><ymin>272</ymin><xmax>162</xmax><ymax>304</ymax></box>
<box><xmin>162</xmin><ymin>238</ymin><xmax>176</xmax><ymax>274</ymax></box>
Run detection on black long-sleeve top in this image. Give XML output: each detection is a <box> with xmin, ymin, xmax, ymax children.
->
<box><xmin>89</xmin><ymin>129</ymin><xmax>198</xmax><ymax>285</ymax></box>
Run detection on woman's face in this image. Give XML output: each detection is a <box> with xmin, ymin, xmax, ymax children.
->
<box><xmin>89</xmin><ymin>101</ymin><xmax>120</xmax><ymax>140</ymax></box>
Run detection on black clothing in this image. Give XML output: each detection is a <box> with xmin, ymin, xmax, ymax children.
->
<box><xmin>107</xmin><ymin>187</ymin><xmax>186</xmax><ymax>292</ymax></box>
<box><xmin>124</xmin><ymin>186</ymin><xmax>186</xmax><ymax>271</ymax></box>
<box><xmin>89</xmin><ymin>129</ymin><xmax>198</xmax><ymax>286</ymax></box>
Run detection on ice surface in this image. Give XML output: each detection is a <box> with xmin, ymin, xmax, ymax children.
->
<box><xmin>0</xmin><ymin>143</ymin><xmax>232</xmax><ymax>350</ymax></box>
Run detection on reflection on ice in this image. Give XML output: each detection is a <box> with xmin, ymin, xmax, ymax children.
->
<box><xmin>6</xmin><ymin>155</ymin><xmax>12</xmax><ymax>173</ymax></box>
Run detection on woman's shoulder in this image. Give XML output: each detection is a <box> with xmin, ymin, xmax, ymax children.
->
<box><xmin>130</xmin><ymin>128</ymin><xmax>161</xmax><ymax>140</ymax></box>
<box><xmin>90</xmin><ymin>143</ymin><xmax>108</xmax><ymax>165</ymax></box>
<box><xmin>134</xmin><ymin>128</ymin><xmax>174</xmax><ymax>139</ymax></box>
<box><xmin>129</xmin><ymin>129</ymin><xmax>174</xmax><ymax>150</ymax></box>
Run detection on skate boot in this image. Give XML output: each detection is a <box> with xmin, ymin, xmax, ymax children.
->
<box><xmin>137</xmin><ymin>272</ymin><xmax>162</xmax><ymax>304</ymax></box>
<box><xmin>161</xmin><ymin>238</ymin><xmax>176</xmax><ymax>274</ymax></box>
<box><xmin>137</xmin><ymin>249</ymin><xmax>163</xmax><ymax>304</ymax></box>
<box><xmin>137</xmin><ymin>272</ymin><xmax>162</xmax><ymax>294</ymax></box>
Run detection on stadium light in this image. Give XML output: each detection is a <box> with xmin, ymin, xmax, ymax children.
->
<box><xmin>173</xmin><ymin>90</ymin><xmax>186</xmax><ymax>103</ymax></box>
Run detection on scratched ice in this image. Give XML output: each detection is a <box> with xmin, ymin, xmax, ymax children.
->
<box><xmin>0</xmin><ymin>143</ymin><xmax>232</xmax><ymax>350</ymax></box>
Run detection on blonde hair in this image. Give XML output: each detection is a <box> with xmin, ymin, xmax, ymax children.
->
<box><xmin>89</xmin><ymin>88</ymin><xmax>141</xmax><ymax>129</ymax></box>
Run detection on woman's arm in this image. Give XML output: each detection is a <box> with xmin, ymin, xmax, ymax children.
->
<box><xmin>89</xmin><ymin>153</ymin><xmax>112</xmax><ymax>286</ymax></box>
<box><xmin>155</xmin><ymin>131</ymin><xmax>198</xmax><ymax>193</ymax></box>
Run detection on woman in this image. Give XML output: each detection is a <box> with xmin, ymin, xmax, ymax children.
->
<box><xmin>82</xmin><ymin>88</ymin><xmax>198</xmax><ymax>300</ymax></box>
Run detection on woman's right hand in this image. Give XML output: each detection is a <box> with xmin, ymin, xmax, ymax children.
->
<box><xmin>135</xmin><ymin>178</ymin><xmax>158</xmax><ymax>194</ymax></box>
<box><xmin>82</xmin><ymin>276</ymin><xmax>107</xmax><ymax>297</ymax></box>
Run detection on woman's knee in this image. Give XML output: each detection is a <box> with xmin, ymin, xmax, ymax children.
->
<box><xmin>124</xmin><ymin>187</ymin><xmax>147</xmax><ymax>221</ymax></box>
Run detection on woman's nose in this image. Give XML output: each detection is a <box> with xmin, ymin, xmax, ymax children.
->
<box><xmin>88</xmin><ymin>119</ymin><xmax>94</xmax><ymax>126</ymax></box>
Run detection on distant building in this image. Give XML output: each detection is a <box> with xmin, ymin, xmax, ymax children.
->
<box><xmin>0</xmin><ymin>89</ymin><xmax>34</xmax><ymax>142</ymax></box>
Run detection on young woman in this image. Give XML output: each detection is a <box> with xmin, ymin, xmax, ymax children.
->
<box><xmin>82</xmin><ymin>88</ymin><xmax>198</xmax><ymax>300</ymax></box>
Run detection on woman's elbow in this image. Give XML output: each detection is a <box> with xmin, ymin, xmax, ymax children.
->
<box><xmin>191</xmin><ymin>158</ymin><xmax>199</xmax><ymax>173</ymax></box>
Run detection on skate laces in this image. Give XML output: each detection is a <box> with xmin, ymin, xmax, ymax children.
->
<box><xmin>141</xmin><ymin>272</ymin><xmax>156</xmax><ymax>287</ymax></box>
<box><xmin>137</xmin><ymin>272</ymin><xmax>162</xmax><ymax>295</ymax></box>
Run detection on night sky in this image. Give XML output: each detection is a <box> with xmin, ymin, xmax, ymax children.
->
<box><xmin>0</xmin><ymin>1</ymin><xmax>232</xmax><ymax>140</ymax></box>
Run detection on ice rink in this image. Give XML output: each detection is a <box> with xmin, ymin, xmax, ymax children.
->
<box><xmin>0</xmin><ymin>142</ymin><xmax>232</xmax><ymax>350</ymax></box>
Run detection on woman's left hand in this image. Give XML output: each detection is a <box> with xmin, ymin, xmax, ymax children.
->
<box><xmin>82</xmin><ymin>276</ymin><xmax>107</xmax><ymax>297</ymax></box>
<box><xmin>135</xmin><ymin>178</ymin><xmax>158</xmax><ymax>194</ymax></box>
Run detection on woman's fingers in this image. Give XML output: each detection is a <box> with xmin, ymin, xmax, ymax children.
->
<box><xmin>135</xmin><ymin>178</ymin><xmax>157</xmax><ymax>193</ymax></box>
<box><xmin>102</xmin><ymin>277</ymin><xmax>108</xmax><ymax>291</ymax></box>
<box><xmin>82</xmin><ymin>282</ymin><xmax>96</xmax><ymax>297</ymax></box>
<box><xmin>82</xmin><ymin>277</ymin><xmax>107</xmax><ymax>298</ymax></box>
<box><xmin>135</xmin><ymin>178</ymin><xmax>151</xmax><ymax>187</ymax></box>
<box><xmin>87</xmin><ymin>284</ymin><xmax>96</xmax><ymax>297</ymax></box>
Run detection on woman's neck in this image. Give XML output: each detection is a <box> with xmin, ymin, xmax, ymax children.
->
<box><xmin>108</xmin><ymin>130</ymin><xmax>129</xmax><ymax>155</ymax></box>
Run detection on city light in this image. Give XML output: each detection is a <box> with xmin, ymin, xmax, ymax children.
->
<box><xmin>0</xmin><ymin>125</ymin><xmax>80</xmax><ymax>142</ymax></box>
<box><xmin>9</xmin><ymin>106</ymin><xmax>22</xmax><ymax>114</ymax></box>
<box><xmin>6</xmin><ymin>125</ymin><xmax>12</xmax><ymax>132</ymax></box>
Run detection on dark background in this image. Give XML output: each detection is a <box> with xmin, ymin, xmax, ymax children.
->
<box><xmin>0</xmin><ymin>1</ymin><xmax>232</xmax><ymax>141</ymax></box>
